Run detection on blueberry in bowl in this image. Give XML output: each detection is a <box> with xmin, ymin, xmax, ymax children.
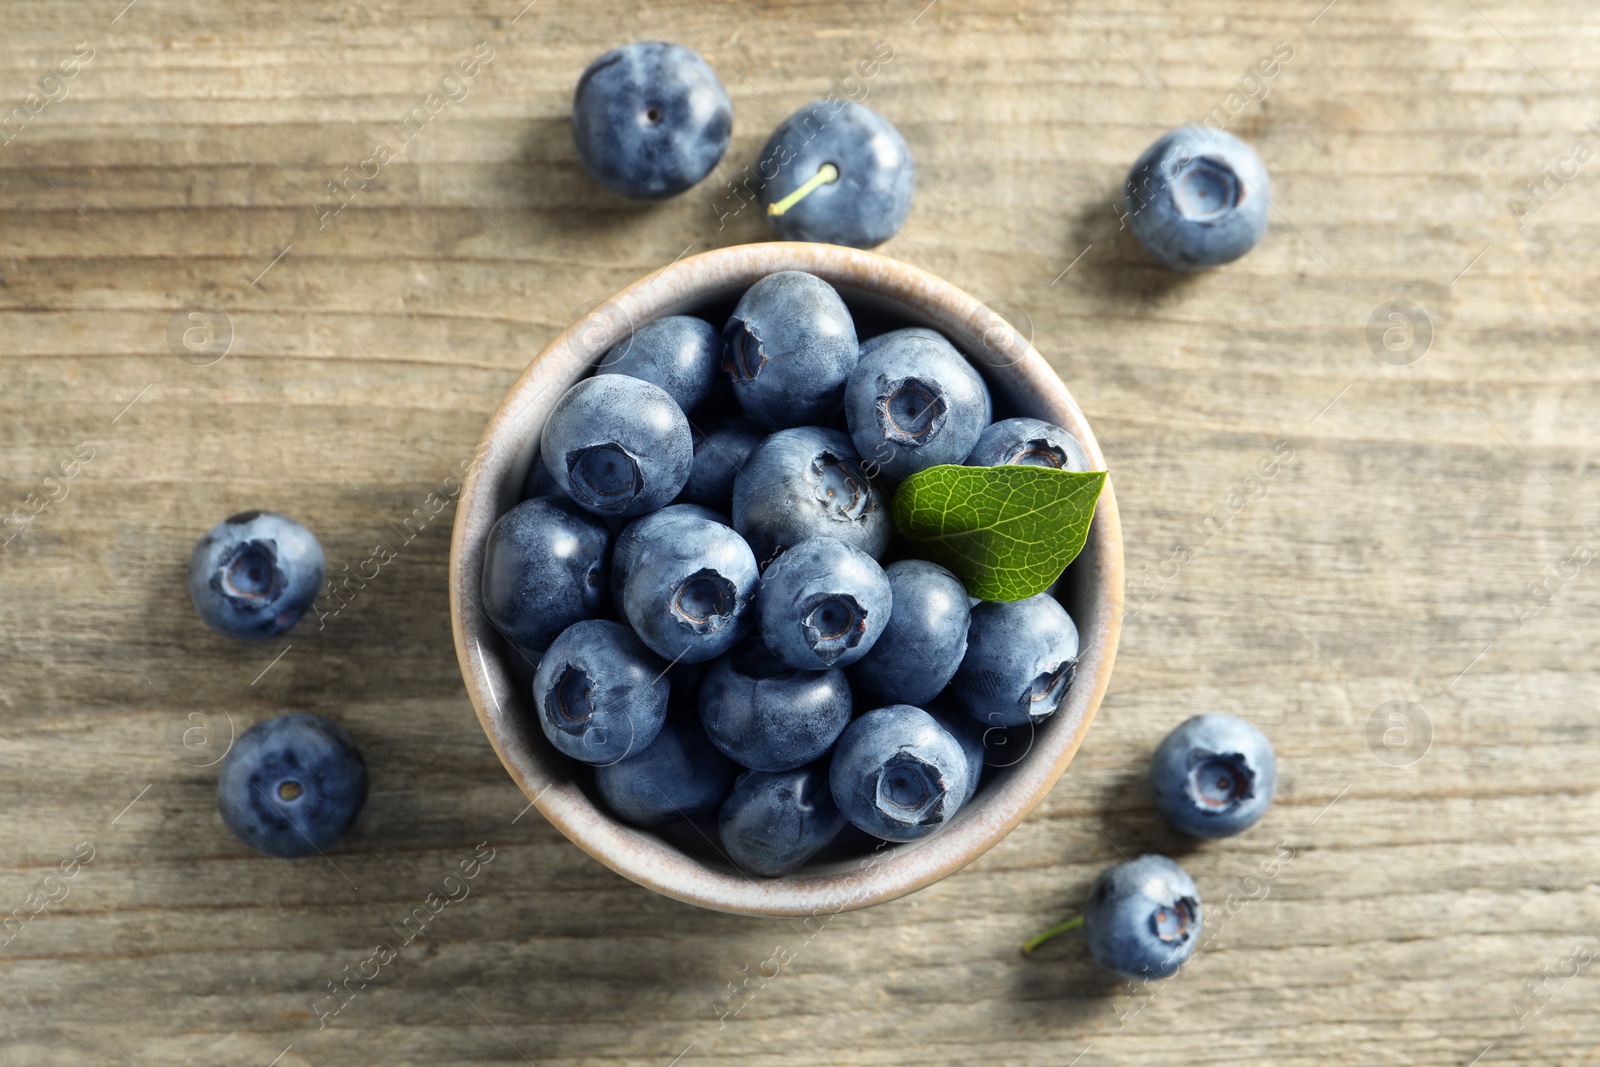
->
<box><xmin>189</xmin><ymin>511</ymin><xmax>325</xmax><ymax>641</ymax></box>
<box><xmin>451</xmin><ymin>243</ymin><xmax>1123</xmax><ymax>915</ymax></box>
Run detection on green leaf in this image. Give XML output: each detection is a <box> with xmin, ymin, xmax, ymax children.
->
<box><xmin>890</xmin><ymin>465</ymin><xmax>1107</xmax><ymax>602</ymax></box>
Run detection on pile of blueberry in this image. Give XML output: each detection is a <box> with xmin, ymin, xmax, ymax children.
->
<box><xmin>1029</xmin><ymin>713</ymin><xmax>1277</xmax><ymax>979</ymax></box>
<box><xmin>483</xmin><ymin>269</ymin><xmax>1091</xmax><ymax>876</ymax></box>
<box><xmin>569</xmin><ymin>39</ymin><xmax>1271</xmax><ymax>267</ymax></box>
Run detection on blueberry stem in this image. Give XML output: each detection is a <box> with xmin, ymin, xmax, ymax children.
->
<box><xmin>1021</xmin><ymin>914</ymin><xmax>1084</xmax><ymax>954</ymax></box>
<box><xmin>768</xmin><ymin>163</ymin><xmax>839</xmax><ymax>216</ymax></box>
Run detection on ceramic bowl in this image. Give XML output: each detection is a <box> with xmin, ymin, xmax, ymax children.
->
<box><xmin>449</xmin><ymin>242</ymin><xmax>1123</xmax><ymax>916</ymax></box>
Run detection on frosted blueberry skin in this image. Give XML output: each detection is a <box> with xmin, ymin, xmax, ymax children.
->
<box><xmin>732</xmin><ymin>426</ymin><xmax>890</xmax><ymax>565</ymax></box>
<box><xmin>829</xmin><ymin>705</ymin><xmax>969</xmax><ymax>843</ymax></box>
<box><xmin>699</xmin><ymin>637</ymin><xmax>853</xmax><ymax>772</ymax></box>
<box><xmin>622</xmin><ymin>513</ymin><xmax>760</xmax><ymax>664</ymax></box>
<box><xmin>858</xmin><ymin>326</ymin><xmax>948</xmax><ymax>360</ymax></box>
<box><xmin>1083</xmin><ymin>855</ymin><xmax>1203</xmax><ymax>979</ymax></box>
<box><xmin>595</xmin><ymin>713</ymin><xmax>737</xmax><ymax>828</ymax></box>
<box><xmin>533</xmin><ymin>620</ymin><xmax>669</xmax><ymax>766</ymax></box>
<box><xmin>189</xmin><ymin>511</ymin><xmax>325</xmax><ymax>641</ymax></box>
<box><xmin>216</xmin><ymin>713</ymin><xmax>367</xmax><ymax>859</ymax></box>
<box><xmin>541</xmin><ymin>375</ymin><xmax>693</xmax><ymax>517</ymax></box>
<box><xmin>1123</xmin><ymin>126</ymin><xmax>1270</xmax><ymax>270</ymax></box>
<box><xmin>1150</xmin><ymin>714</ymin><xmax>1277</xmax><ymax>839</ymax></box>
<box><xmin>720</xmin><ymin>763</ymin><xmax>849</xmax><ymax>876</ymax></box>
<box><xmin>482</xmin><ymin>496</ymin><xmax>611</xmax><ymax>654</ymax></box>
<box><xmin>757</xmin><ymin>101</ymin><xmax>916</xmax><ymax>249</ymax></box>
<box><xmin>845</xmin><ymin>334</ymin><xmax>991</xmax><ymax>482</ymax></box>
<box><xmin>597</xmin><ymin>315</ymin><xmax>721</xmax><ymax>414</ymax></box>
<box><xmin>722</xmin><ymin>271</ymin><xmax>859</xmax><ymax>429</ymax></box>
<box><xmin>950</xmin><ymin>594</ymin><xmax>1080</xmax><ymax>729</ymax></box>
<box><xmin>680</xmin><ymin>417</ymin><xmax>766</xmax><ymax>510</ymax></box>
<box><xmin>571</xmin><ymin>41</ymin><xmax>732</xmax><ymax>200</ymax></box>
<box><xmin>849</xmin><ymin>559</ymin><xmax>971</xmax><ymax>707</ymax></box>
<box><xmin>965</xmin><ymin>417</ymin><xmax>1090</xmax><ymax>473</ymax></box>
<box><xmin>610</xmin><ymin>503</ymin><xmax>726</xmax><ymax>604</ymax></box>
<box><xmin>758</xmin><ymin>537</ymin><xmax>892</xmax><ymax>671</ymax></box>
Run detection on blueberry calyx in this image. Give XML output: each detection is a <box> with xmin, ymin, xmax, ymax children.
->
<box><xmin>1152</xmin><ymin>898</ymin><xmax>1197</xmax><ymax>943</ymax></box>
<box><xmin>1011</xmin><ymin>438</ymin><xmax>1072</xmax><ymax>468</ymax></box>
<box><xmin>875</xmin><ymin>752</ymin><xmax>947</xmax><ymax>825</ymax></box>
<box><xmin>1025</xmin><ymin>659</ymin><xmax>1076</xmax><ymax>719</ymax></box>
<box><xmin>218</xmin><ymin>541</ymin><xmax>286</xmax><ymax>603</ymax></box>
<box><xmin>548</xmin><ymin>666</ymin><xmax>596</xmax><ymax>733</ymax></box>
<box><xmin>671</xmin><ymin>569</ymin><xmax>737</xmax><ymax>635</ymax></box>
<box><xmin>567</xmin><ymin>444</ymin><xmax>643</xmax><ymax>511</ymax></box>
<box><xmin>800</xmin><ymin>592</ymin><xmax>867</xmax><ymax>664</ymax></box>
<box><xmin>806</xmin><ymin>451</ymin><xmax>871</xmax><ymax>521</ymax></box>
<box><xmin>876</xmin><ymin>377</ymin><xmax>948</xmax><ymax>446</ymax></box>
<box><xmin>1187</xmin><ymin>752</ymin><xmax>1254</xmax><ymax>810</ymax></box>
<box><xmin>1171</xmin><ymin>158</ymin><xmax>1241</xmax><ymax>222</ymax></box>
<box><xmin>722</xmin><ymin>318</ymin><xmax>767</xmax><ymax>382</ymax></box>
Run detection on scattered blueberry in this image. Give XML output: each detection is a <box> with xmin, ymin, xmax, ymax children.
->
<box><xmin>733</xmin><ymin>426</ymin><xmax>890</xmax><ymax>564</ymax></box>
<box><xmin>845</xmin><ymin>333</ymin><xmax>990</xmax><ymax>481</ymax></box>
<box><xmin>950</xmin><ymin>594</ymin><xmax>1079</xmax><ymax>728</ymax></box>
<box><xmin>189</xmin><ymin>511</ymin><xmax>325</xmax><ymax>641</ymax></box>
<box><xmin>722</xmin><ymin>271</ymin><xmax>859</xmax><ymax>429</ymax></box>
<box><xmin>595</xmin><ymin>713</ymin><xmax>737</xmax><ymax>828</ymax></box>
<box><xmin>1083</xmin><ymin>855</ymin><xmax>1203</xmax><ymax>979</ymax></box>
<box><xmin>541</xmin><ymin>375</ymin><xmax>693</xmax><ymax>517</ymax></box>
<box><xmin>572</xmin><ymin>41</ymin><xmax>732</xmax><ymax>200</ymax></box>
<box><xmin>720</xmin><ymin>763</ymin><xmax>849</xmax><ymax>876</ymax></box>
<box><xmin>849</xmin><ymin>560</ymin><xmax>970</xmax><ymax>707</ymax></box>
<box><xmin>622</xmin><ymin>513</ymin><xmax>759</xmax><ymax>663</ymax></box>
<box><xmin>216</xmin><ymin>712</ymin><xmax>368</xmax><ymax>859</ymax></box>
<box><xmin>482</xmin><ymin>496</ymin><xmax>611</xmax><ymax>654</ymax></box>
<box><xmin>598</xmin><ymin>315</ymin><xmax>721</xmax><ymax>414</ymax></box>
<box><xmin>1150</xmin><ymin>714</ymin><xmax>1277</xmax><ymax>839</ymax></box>
<box><xmin>680</xmin><ymin>417</ymin><xmax>766</xmax><ymax>510</ymax></box>
<box><xmin>610</xmin><ymin>503</ymin><xmax>726</xmax><ymax>605</ymax></box>
<box><xmin>965</xmin><ymin>417</ymin><xmax>1090</xmax><ymax>472</ymax></box>
<box><xmin>1124</xmin><ymin>126</ymin><xmax>1270</xmax><ymax>270</ymax></box>
<box><xmin>532</xmin><ymin>619</ymin><xmax>669</xmax><ymax>765</ymax></box>
<box><xmin>699</xmin><ymin>637</ymin><xmax>853</xmax><ymax>771</ymax></box>
<box><xmin>758</xmin><ymin>101</ymin><xmax>915</xmax><ymax>249</ymax></box>
<box><xmin>759</xmin><ymin>537</ymin><xmax>891</xmax><ymax>670</ymax></box>
<box><xmin>829</xmin><ymin>705</ymin><xmax>969</xmax><ymax>842</ymax></box>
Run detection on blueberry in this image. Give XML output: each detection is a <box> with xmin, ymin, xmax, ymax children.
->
<box><xmin>541</xmin><ymin>375</ymin><xmax>693</xmax><ymax>517</ymax></box>
<box><xmin>1124</xmin><ymin>126</ymin><xmax>1270</xmax><ymax>270</ymax></box>
<box><xmin>610</xmin><ymin>503</ymin><xmax>726</xmax><ymax>604</ymax></box>
<box><xmin>849</xmin><ymin>560</ymin><xmax>970</xmax><ymax>707</ymax></box>
<box><xmin>759</xmin><ymin>537</ymin><xmax>891</xmax><ymax>670</ymax></box>
<box><xmin>926</xmin><ymin>699</ymin><xmax>985</xmax><ymax>807</ymax></box>
<box><xmin>189</xmin><ymin>511</ymin><xmax>325</xmax><ymax>641</ymax></box>
<box><xmin>950</xmin><ymin>594</ymin><xmax>1079</xmax><ymax>729</ymax></box>
<box><xmin>845</xmin><ymin>333</ymin><xmax>990</xmax><ymax>481</ymax></box>
<box><xmin>699</xmin><ymin>637</ymin><xmax>853</xmax><ymax>771</ymax></box>
<box><xmin>1083</xmin><ymin>855</ymin><xmax>1203</xmax><ymax>979</ymax></box>
<box><xmin>622</xmin><ymin>513</ymin><xmax>759</xmax><ymax>664</ymax></box>
<box><xmin>482</xmin><ymin>496</ymin><xmax>611</xmax><ymax>654</ymax></box>
<box><xmin>829</xmin><ymin>705</ymin><xmax>969</xmax><ymax>842</ymax></box>
<box><xmin>521</xmin><ymin>457</ymin><xmax>566</xmax><ymax>501</ymax></box>
<box><xmin>965</xmin><ymin>417</ymin><xmax>1090</xmax><ymax>472</ymax></box>
<box><xmin>595</xmin><ymin>713</ymin><xmax>736</xmax><ymax>828</ymax></box>
<box><xmin>720</xmin><ymin>764</ymin><xmax>849</xmax><ymax>876</ymax></box>
<box><xmin>757</xmin><ymin>101</ymin><xmax>915</xmax><ymax>249</ymax></box>
<box><xmin>732</xmin><ymin>426</ymin><xmax>890</xmax><ymax>564</ymax></box>
<box><xmin>532</xmin><ymin>619</ymin><xmax>669</xmax><ymax>765</ymax></box>
<box><xmin>571</xmin><ymin>41</ymin><xmax>731</xmax><ymax>200</ymax></box>
<box><xmin>722</xmin><ymin>271</ymin><xmax>859</xmax><ymax>429</ymax></box>
<box><xmin>216</xmin><ymin>713</ymin><xmax>367</xmax><ymax>859</ymax></box>
<box><xmin>1150</xmin><ymin>714</ymin><xmax>1277</xmax><ymax>839</ymax></box>
<box><xmin>680</xmin><ymin>417</ymin><xmax>766</xmax><ymax>510</ymax></box>
<box><xmin>598</xmin><ymin>315</ymin><xmax>721</xmax><ymax>414</ymax></box>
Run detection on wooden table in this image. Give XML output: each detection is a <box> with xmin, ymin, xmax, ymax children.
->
<box><xmin>3</xmin><ymin>1</ymin><xmax>1596</xmax><ymax>1063</ymax></box>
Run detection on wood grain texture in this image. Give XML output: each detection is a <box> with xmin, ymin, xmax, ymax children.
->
<box><xmin>2</xmin><ymin>0</ymin><xmax>1598</xmax><ymax>1063</ymax></box>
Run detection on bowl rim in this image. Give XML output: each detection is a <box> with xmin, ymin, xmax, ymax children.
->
<box><xmin>449</xmin><ymin>241</ymin><xmax>1124</xmax><ymax>916</ymax></box>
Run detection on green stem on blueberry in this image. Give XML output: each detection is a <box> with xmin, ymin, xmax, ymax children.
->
<box><xmin>768</xmin><ymin>163</ymin><xmax>839</xmax><ymax>216</ymax></box>
<box><xmin>1021</xmin><ymin>914</ymin><xmax>1084</xmax><ymax>954</ymax></box>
